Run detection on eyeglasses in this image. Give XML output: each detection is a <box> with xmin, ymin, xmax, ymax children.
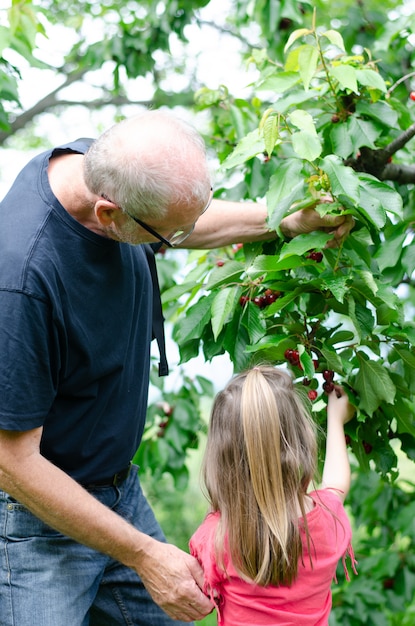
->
<box><xmin>101</xmin><ymin>188</ymin><xmax>213</xmax><ymax>248</ymax></box>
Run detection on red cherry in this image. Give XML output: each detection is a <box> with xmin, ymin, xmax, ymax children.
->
<box><xmin>323</xmin><ymin>370</ymin><xmax>334</xmax><ymax>382</ymax></box>
<box><xmin>308</xmin><ymin>390</ymin><xmax>318</xmax><ymax>401</ymax></box>
<box><xmin>284</xmin><ymin>349</ymin><xmax>294</xmax><ymax>361</ymax></box>
<box><xmin>383</xmin><ymin>578</ymin><xmax>395</xmax><ymax>590</ymax></box>
<box><xmin>239</xmin><ymin>295</ymin><xmax>249</xmax><ymax>307</ymax></box>
<box><xmin>410</xmin><ymin>91</ymin><xmax>415</xmax><ymax>101</ymax></box>
<box><xmin>291</xmin><ymin>349</ymin><xmax>300</xmax><ymax>365</ymax></box>
<box><xmin>363</xmin><ymin>441</ymin><xmax>373</xmax><ymax>454</ymax></box>
<box><xmin>253</xmin><ymin>295</ymin><xmax>267</xmax><ymax>308</ymax></box>
<box><xmin>313</xmin><ymin>359</ymin><xmax>319</xmax><ymax>371</ymax></box>
<box><xmin>323</xmin><ymin>381</ymin><xmax>334</xmax><ymax>394</ymax></box>
<box><xmin>331</xmin><ymin>114</ymin><xmax>340</xmax><ymax>123</ymax></box>
<box><xmin>302</xmin><ymin>377</ymin><xmax>311</xmax><ymax>386</ymax></box>
<box><xmin>265</xmin><ymin>292</ymin><xmax>278</xmax><ymax>305</ymax></box>
<box><xmin>216</xmin><ymin>260</ymin><xmax>225</xmax><ymax>267</ymax></box>
<box><xmin>345</xmin><ymin>434</ymin><xmax>351</xmax><ymax>446</ymax></box>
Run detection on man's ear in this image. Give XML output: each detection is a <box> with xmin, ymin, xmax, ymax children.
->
<box><xmin>95</xmin><ymin>198</ymin><xmax>123</xmax><ymax>227</ymax></box>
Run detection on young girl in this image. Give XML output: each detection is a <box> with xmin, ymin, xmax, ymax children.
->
<box><xmin>190</xmin><ymin>365</ymin><xmax>357</xmax><ymax>625</ymax></box>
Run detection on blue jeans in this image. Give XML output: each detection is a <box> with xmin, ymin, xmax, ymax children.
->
<box><xmin>0</xmin><ymin>466</ymin><xmax>192</xmax><ymax>626</ymax></box>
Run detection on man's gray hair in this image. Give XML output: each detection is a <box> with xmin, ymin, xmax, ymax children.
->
<box><xmin>83</xmin><ymin>110</ymin><xmax>211</xmax><ymax>220</ymax></box>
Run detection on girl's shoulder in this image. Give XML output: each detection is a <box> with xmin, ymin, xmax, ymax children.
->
<box><xmin>308</xmin><ymin>488</ymin><xmax>348</xmax><ymax>516</ymax></box>
<box><xmin>190</xmin><ymin>511</ymin><xmax>220</xmax><ymax>546</ymax></box>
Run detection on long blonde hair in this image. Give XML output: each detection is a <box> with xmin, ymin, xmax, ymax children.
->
<box><xmin>202</xmin><ymin>366</ymin><xmax>317</xmax><ymax>587</ymax></box>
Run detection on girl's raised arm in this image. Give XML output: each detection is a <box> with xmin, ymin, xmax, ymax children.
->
<box><xmin>321</xmin><ymin>386</ymin><xmax>355</xmax><ymax>503</ymax></box>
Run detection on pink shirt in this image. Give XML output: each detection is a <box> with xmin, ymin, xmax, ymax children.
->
<box><xmin>190</xmin><ymin>489</ymin><xmax>356</xmax><ymax>626</ymax></box>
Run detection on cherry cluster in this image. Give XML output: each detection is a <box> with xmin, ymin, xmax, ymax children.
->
<box><xmin>240</xmin><ymin>289</ymin><xmax>282</xmax><ymax>309</ymax></box>
<box><xmin>284</xmin><ymin>349</ymin><xmax>337</xmax><ymax>401</ymax></box>
<box><xmin>284</xmin><ymin>348</ymin><xmax>301</xmax><ymax>366</ymax></box>
<box><xmin>322</xmin><ymin>369</ymin><xmax>335</xmax><ymax>394</ymax></box>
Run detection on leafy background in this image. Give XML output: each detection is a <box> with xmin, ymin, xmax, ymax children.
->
<box><xmin>1</xmin><ymin>0</ymin><xmax>415</xmax><ymax>623</ymax></box>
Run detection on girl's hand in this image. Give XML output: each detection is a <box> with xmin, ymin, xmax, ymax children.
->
<box><xmin>327</xmin><ymin>385</ymin><xmax>355</xmax><ymax>426</ymax></box>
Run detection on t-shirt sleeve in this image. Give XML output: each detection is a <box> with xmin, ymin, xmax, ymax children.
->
<box><xmin>311</xmin><ymin>488</ymin><xmax>358</xmax><ymax>581</ymax></box>
<box><xmin>190</xmin><ymin>514</ymin><xmax>225</xmax><ymax>597</ymax></box>
<box><xmin>0</xmin><ymin>290</ymin><xmax>57</xmax><ymax>429</ymax></box>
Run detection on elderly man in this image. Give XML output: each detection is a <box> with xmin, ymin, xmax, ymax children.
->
<box><xmin>0</xmin><ymin>110</ymin><xmax>352</xmax><ymax>626</ymax></box>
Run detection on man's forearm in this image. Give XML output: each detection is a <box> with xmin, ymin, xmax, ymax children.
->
<box><xmin>183</xmin><ymin>198</ymin><xmax>275</xmax><ymax>249</ymax></box>
<box><xmin>0</xmin><ymin>433</ymin><xmax>213</xmax><ymax>621</ymax></box>
<box><xmin>0</xmin><ymin>447</ymin><xmax>147</xmax><ymax>568</ymax></box>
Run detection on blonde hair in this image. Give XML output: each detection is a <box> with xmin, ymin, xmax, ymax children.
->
<box><xmin>202</xmin><ymin>365</ymin><xmax>317</xmax><ymax>586</ymax></box>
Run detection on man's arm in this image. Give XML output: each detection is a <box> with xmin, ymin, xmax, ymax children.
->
<box><xmin>321</xmin><ymin>386</ymin><xmax>355</xmax><ymax>502</ymax></box>
<box><xmin>183</xmin><ymin>198</ymin><xmax>354</xmax><ymax>249</ymax></box>
<box><xmin>0</xmin><ymin>427</ymin><xmax>213</xmax><ymax>622</ymax></box>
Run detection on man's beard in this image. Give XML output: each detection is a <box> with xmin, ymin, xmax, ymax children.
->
<box><xmin>104</xmin><ymin>218</ymin><xmax>146</xmax><ymax>245</ymax></box>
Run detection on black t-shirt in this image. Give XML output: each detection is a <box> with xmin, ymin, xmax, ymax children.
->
<box><xmin>0</xmin><ymin>140</ymin><xmax>153</xmax><ymax>483</ymax></box>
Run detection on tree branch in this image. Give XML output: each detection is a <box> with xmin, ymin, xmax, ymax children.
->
<box><xmin>343</xmin><ymin>122</ymin><xmax>415</xmax><ymax>182</ymax></box>
<box><xmin>0</xmin><ymin>69</ymin><xmax>196</xmax><ymax>146</ymax></box>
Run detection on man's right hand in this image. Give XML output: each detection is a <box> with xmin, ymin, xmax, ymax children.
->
<box><xmin>133</xmin><ymin>537</ymin><xmax>214</xmax><ymax>622</ymax></box>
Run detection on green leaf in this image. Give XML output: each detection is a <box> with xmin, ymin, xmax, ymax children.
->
<box><xmin>298</xmin><ymin>345</ymin><xmax>314</xmax><ymax>379</ymax></box>
<box><xmin>374</xmin><ymin>232</ymin><xmax>406</xmax><ymax>272</ymax></box>
<box><xmin>241</xmin><ymin>301</ymin><xmax>267</xmax><ymax>344</ymax></box>
<box><xmin>320</xmin><ymin>30</ymin><xmax>345</xmax><ymax>51</ymax></box>
<box><xmin>359</xmin><ymin>270</ymin><xmax>379</xmax><ymax>297</ymax></box>
<box><xmin>392</xmin><ymin>347</ymin><xmax>415</xmax><ymax>395</ymax></box>
<box><xmin>394</xmin><ymin>401</ymin><xmax>415</xmax><ymax>438</ymax></box>
<box><xmin>402</xmin><ymin>244</ymin><xmax>415</xmax><ymax>277</ymax></box>
<box><xmin>229</xmin><ymin>103</ymin><xmax>251</xmax><ymax>140</ymax></box>
<box><xmin>347</xmin><ymin>116</ymin><xmax>380</xmax><ymax>151</ymax></box>
<box><xmin>320</xmin><ymin>155</ymin><xmax>360</xmax><ymax>202</ymax></box>
<box><xmin>348</xmin><ymin>296</ymin><xmax>375</xmax><ymax>339</ymax></box>
<box><xmin>330</xmin><ymin>122</ymin><xmax>354</xmax><ymax>159</ymax></box>
<box><xmin>298</xmin><ymin>44</ymin><xmax>320</xmax><ymax>91</ymax></box>
<box><xmin>162</xmin><ymin>280</ymin><xmax>200</xmax><ymax>304</ymax></box>
<box><xmin>211</xmin><ymin>286</ymin><xmax>240</xmax><ymax>340</ymax></box>
<box><xmin>0</xmin><ymin>25</ymin><xmax>11</xmax><ymax>56</ymax></box>
<box><xmin>289</xmin><ymin>109</ymin><xmax>317</xmax><ymax>134</ymax></box>
<box><xmin>249</xmin><ymin>254</ymin><xmax>305</xmax><ymax>273</ymax></box>
<box><xmin>245</xmin><ymin>334</ymin><xmax>289</xmax><ymax>354</ymax></box>
<box><xmin>292</xmin><ymin>130</ymin><xmax>322</xmax><ymax>161</ymax></box>
<box><xmin>223</xmin><ymin>318</ymin><xmax>252</xmax><ymax>371</ymax></box>
<box><xmin>356</xmin><ymin>69</ymin><xmax>387</xmax><ymax>93</ymax></box>
<box><xmin>357</xmin><ymin>175</ymin><xmax>403</xmax><ymax>220</ymax></box>
<box><xmin>266</xmin><ymin>159</ymin><xmax>304</xmax><ymax>231</ymax></box>
<box><xmin>326</xmin><ymin>330</ymin><xmax>355</xmax><ymax>347</ymax></box>
<box><xmin>221</xmin><ymin>128</ymin><xmax>265</xmax><ymax>170</ymax></box>
<box><xmin>206</xmin><ymin>261</ymin><xmax>245</xmax><ymax>290</ymax></box>
<box><xmin>320</xmin><ymin>346</ymin><xmax>344</xmax><ymax>372</ymax></box>
<box><xmin>329</xmin><ymin>65</ymin><xmax>359</xmax><ymax>93</ymax></box>
<box><xmin>257</xmin><ymin>71</ymin><xmax>299</xmax><ymax>93</ymax></box>
<box><xmin>279</xmin><ymin>232</ymin><xmax>332</xmax><ymax>258</ymax></box>
<box><xmin>284</xmin><ymin>28</ymin><xmax>312</xmax><ymax>52</ymax></box>
<box><xmin>174</xmin><ymin>294</ymin><xmax>214</xmax><ymax>344</ymax></box>
<box><xmin>355</xmin><ymin>100</ymin><xmax>398</xmax><ymax>129</ymax></box>
<box><xmin>354</xmin><ymin>353</ymin><xmax>396</xmax><ymax>416</ymax></box>
<box><xmin>320</xmin><ymin>274</ymin><xmax>350</xmax><ymax>303</ymax></box>
<box><xmin>356</xmin><ymin>186</ymin><xmax>387</xmax><ymax>229</ymax></box>
<box><xmin>263</xmin><ymin>114</ymin><xmax>279</xmax><ymax>156</ymax></box>
<box><xmin>263</xmin><ymin>288</ymin><xmax>303</xmax><ymax>315</ymax></box>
